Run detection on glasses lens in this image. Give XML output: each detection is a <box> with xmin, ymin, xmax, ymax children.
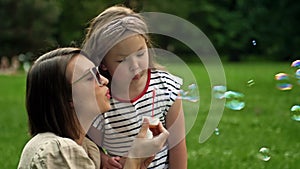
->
<box><xmin>91</xmin><ymin>67</ymin><xmax>102</xmax><ymax>86</ymax></box>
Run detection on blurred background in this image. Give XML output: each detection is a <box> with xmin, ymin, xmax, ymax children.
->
<box><xmin>1</xmin><ymin>0</ymin><xmax>300</xmax><ymax>68</ymax></box>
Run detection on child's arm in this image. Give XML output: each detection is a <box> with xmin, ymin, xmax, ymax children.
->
<box><xmin>166</xmin><ymin>98</ymin><xmax>187</xmax><ymax>169</ymax></box>
<box><xmin>100</xmin><ymin>152</ymin><xmax>122</xmax><ymax>169</ymax></box>
<box><xmin>87</xmin><ymin>126</ymin><xmax>123</xmax><ymax>169</ymax></box>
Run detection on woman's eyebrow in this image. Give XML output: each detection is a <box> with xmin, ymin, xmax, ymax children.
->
<box><xmin>72</xmin><ymin>69</ymin><xmax>90</xmax><ymax>84</ymax></box>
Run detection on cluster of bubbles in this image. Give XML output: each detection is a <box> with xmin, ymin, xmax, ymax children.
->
<box><xmin>275</xmin><ymin>60</ymin><xmax>300</xmax><ymax>91</ymax></box>
<box><xmin>178</xmin><ymin>83</ymin><xmax>199</xmax><ymax>102</ymax></box>
<box><xmin>211</xmin><ymin>84</ymin><xmax>274</xmax><ymax>162</ymax></box>
<box><xmin>274</xmin><ymin>60</ymin><xmax>300</xmax><ymax>122</ymax></box>
<box><xmin>212</xmin><ymin>85</ymin><xmax>245</xmax><ymax>111</ymax></box>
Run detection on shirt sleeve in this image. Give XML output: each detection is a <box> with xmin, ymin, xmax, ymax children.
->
<box><xmin>163</xmin><ymin>72</ymin><xmax>182</xmax><ymax>111</ymax></box>
<box><xmin>30</xmin><ymin>138</ymin><xmax>96</xmax><ymax>169</ymax></box>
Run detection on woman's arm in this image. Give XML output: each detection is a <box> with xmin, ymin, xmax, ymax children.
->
<box><xmin>166</xmin><ymin>98</ymin><xmax>187</xmax><ymax>169</ymax></box>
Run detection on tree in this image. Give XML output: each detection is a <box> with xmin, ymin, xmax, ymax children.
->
<box><xmin>0</xmin><ymin>0</ymin><xmax>61</xmax><ymax>57</ymax></box>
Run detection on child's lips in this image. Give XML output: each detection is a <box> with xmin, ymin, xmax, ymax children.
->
<box><xmin>132</xmin><ymin>73</ymin><xmax>140</xmax><ymax>80</ymax></box>
<box><xmin>106</xmin><ymin>90</ymin><xmax>111</xmax><ymax>99</ymax></box>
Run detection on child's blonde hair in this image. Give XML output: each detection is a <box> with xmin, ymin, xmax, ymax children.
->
<box><xmin>82</xmin><ymin>5</ymin><xmax>163</xmax><ymax>80</ymax></box>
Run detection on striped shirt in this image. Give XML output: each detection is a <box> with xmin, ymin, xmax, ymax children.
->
<box><xmin>92</xmin><ymin>69</ymin><xmax>182</xmax><ymax>169</ymax></box>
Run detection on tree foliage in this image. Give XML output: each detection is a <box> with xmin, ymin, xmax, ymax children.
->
<box><xmin>1</xmin><ymin>0</ymin><xmax>299</xmax><ymax>61</ymax></box>
<box><xmin>0</xmin><ymin>0</ymin><xmax>60</xmax><ymax>56</ymax></box>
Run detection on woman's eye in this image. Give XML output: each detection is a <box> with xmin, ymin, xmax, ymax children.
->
<box><xmin>117</xmin><ymin>59</ymin><xmax>124</xmax><ymax>63</ymax></box>
<box><xmin>86</xmin><ymin>75</ymin><xmax>94</xmax><ymax>81</ymax></box>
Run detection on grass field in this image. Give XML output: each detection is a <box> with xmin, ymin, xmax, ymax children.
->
<box><xmin>1</xmin><ymin>62</ymin><xmax>299</xmax><ymax>168</ymax></box>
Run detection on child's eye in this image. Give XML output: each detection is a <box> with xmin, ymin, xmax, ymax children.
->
<box><xmin>137</xmin><ymin>51</ymin><xmax>145</xmax><ymax>57</ymax></box>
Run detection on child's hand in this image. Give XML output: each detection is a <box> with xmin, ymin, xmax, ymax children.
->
<box><xmin>100</xmin><ymin>151</ymin><xmax>122</xmax><ymax>169</ymax></box>
<box><xmin>82</xmin><ymin>137</ymin><xmax>101</xmax><ymax>169</ymax></box>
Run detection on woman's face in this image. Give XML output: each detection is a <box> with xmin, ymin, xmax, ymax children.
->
<box><xmin>67</xmin><ymin>54</ymin><xmax>111</xmax><ymax>114</ymax></box>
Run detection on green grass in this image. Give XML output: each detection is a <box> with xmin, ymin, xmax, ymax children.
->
<box><xmin>1</xmin><ymin>62</ymin><xmax>300</xmax><ymax>168</ymax></box>
<box><xmin>0</xmin><ymin>74</ymin><xmax>28</xmax><ymax>169</ymax></box>
<box><xmin>186</xmin><ymin>62</ymin><xmax>300</xmax><ymax>169</ymax></box>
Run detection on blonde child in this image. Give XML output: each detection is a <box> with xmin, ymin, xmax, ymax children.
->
<box><xmin>83</xmin><ymin>5</ymin><xmax>187</xmax><ymax>169</ymax></box>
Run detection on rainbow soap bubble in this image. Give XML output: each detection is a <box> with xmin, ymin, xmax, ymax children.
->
<box><xmin>224</xmin><ymin>91</ymin><xmax>245</xmax><ymax>110</ymax></box>
<box><xmin>295</xmin><ymin>69</ymin><xmax>300</xmax><ymax>79</ymax></box>
<box><xmin>291</xmin><ymin>60</ymin><xmax>300</xmax><ymax>68</ymax></box>
<box><xmin>290</xmin><ymin>105</ymin><xmax>300</xmax><ymax>122</ymax></box>
<box><xmin>274</xmin><ymin>73</ymin><xmax>293</xmax><ymax>90</ymax></box>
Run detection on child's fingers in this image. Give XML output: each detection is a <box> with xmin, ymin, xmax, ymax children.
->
<box><xmin>108</xmin><ymin>156</ymin><xmax>122</xmax><ymax>169</ymax></box>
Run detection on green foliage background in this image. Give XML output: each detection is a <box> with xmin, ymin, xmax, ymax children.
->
<box><xmin>1</xmin><ymin>0</ymin><xmax>300</xmax><ymax>61</ymax></box>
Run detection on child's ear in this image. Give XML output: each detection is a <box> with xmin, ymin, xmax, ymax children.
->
<box><xmin>100</xmin><ymin>63</ymin><xmax>108</xmax><ymax>71</ymax></box>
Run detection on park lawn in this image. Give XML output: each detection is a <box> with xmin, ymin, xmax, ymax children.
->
<box><xmin>0</xmin><ymin>61</ymin><xmax>299</xmax><ymax>168</ymax></box>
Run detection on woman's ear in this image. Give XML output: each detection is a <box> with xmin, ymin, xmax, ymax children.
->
<box><xmin>100</xmin><ymin>63</ymin><xmax>108</xmax><ymax>71</ymax></box>
<box><xmin>69</xmin><ymin>100</ymin><xmax>74</xmax><ymax>109</ymax></box>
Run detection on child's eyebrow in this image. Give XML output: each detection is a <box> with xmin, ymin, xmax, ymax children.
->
<box><xmin>118</xmin><ymin>46</ymin><xmax>145</xmax><ymax>56</ymax></box>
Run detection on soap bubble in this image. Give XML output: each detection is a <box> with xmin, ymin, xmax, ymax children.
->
<box><xmin>257</xmin><ymin>147</ymin><xmax>271</xmax><ymax>162</ymax></box>
<box><xmin>274</xmin><ymin>73</ymin><xmax>293</xmax><ymax>90</ymax></box>
<box><xmin>291</xmin><ymin>60</ymin><xmax>300</xmax><ymax>68</ymax></box>
<box><xmin>214</xmin><ymin>128</ymin><xmax>220</xmax><ymax>136</ymax></box>
<box><xmin>224</xmin><ymin>91</ymin><xmax>245</xmax><ymax>110</ymax></box>
<box><xmin>290</xmin><ymin>105</ymin><xmax>300</xmax><ymax>122</ymax></box>
<box><xmin>295</xmin><ymin>69</ymin><xmax>300</xmax><ymax>79</ymax></box>
<box><xmin>212</xmin><ymin>85</ymin><xmax>227</xmax><ymax>99</ymax></box>
<box><xmin>178</xmin><ymin>83</ymin><xmax>199</xmax><ymax>102</ymax></box>
<box><xmin>247</xmin><ymin>79</ymin><xmax>255</xmax><ymax>87</ymax></box>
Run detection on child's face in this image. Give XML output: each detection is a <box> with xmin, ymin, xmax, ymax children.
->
<box><xmin>102</xmin><ymin>35</ymin><xmax>149</xmax><ymax>84</ymax></box>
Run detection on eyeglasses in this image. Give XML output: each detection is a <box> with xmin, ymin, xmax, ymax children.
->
<box><xmin>72</xmin><ymin>66</ymin><xmax>104</xmax><ymax>86</ymax></box>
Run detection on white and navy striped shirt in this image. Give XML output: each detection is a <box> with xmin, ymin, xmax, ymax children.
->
<box><xmin>92</xmin><ymin>69</ymin><xmax>182</xmax><ymax>169</ymax></box>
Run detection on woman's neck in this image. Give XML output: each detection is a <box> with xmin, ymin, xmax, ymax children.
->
<box><xmin>75</xmin><ymin>133</ymin><xmax>85</xmax><ymax>145</ymax></box>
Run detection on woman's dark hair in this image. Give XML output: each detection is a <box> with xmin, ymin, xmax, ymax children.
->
<box><xmin>26</xmin><ymin>47</ymin><xmax>83</xmax><ymax>140</ymax></box>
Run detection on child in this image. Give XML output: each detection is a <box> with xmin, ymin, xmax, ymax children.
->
<box><xmin>83</xmin><ymin>5</ymin><xmax>187</xmax><ymax>169</ymax></box>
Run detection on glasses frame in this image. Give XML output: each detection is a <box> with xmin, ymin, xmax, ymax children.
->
<box><xmin>72</xmin><ymin>66</ymin><xmax>103</xmax><ymax>86</ymax></box>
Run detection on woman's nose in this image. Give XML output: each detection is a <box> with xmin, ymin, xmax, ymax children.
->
<box><xmin>101</xmin><ymin>75</ymin><xmax>109</xmax><ymax>86</ymax></box>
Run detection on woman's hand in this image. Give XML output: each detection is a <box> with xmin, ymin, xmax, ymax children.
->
<box><xmin>124</xmin><ymin>118</ymin><xmax>169</xmax><ymax>168</ymax></box>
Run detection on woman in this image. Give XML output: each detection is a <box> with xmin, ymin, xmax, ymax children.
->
<box><xmin>18</xmin><ymin>47</ymin><xmax>169</xmax><ymax>169</ymax></box>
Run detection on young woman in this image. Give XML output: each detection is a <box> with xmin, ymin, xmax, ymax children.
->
<box><xmin>17</xmin><ymin>47</ymin><xmax>169</xmax><ymax>169</ymax></box>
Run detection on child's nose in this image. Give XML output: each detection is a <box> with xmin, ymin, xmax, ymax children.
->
<box><xmin>129</xmin><ymin>58</ymin><xmax>139</xmax><ymax>71</ymax></box>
